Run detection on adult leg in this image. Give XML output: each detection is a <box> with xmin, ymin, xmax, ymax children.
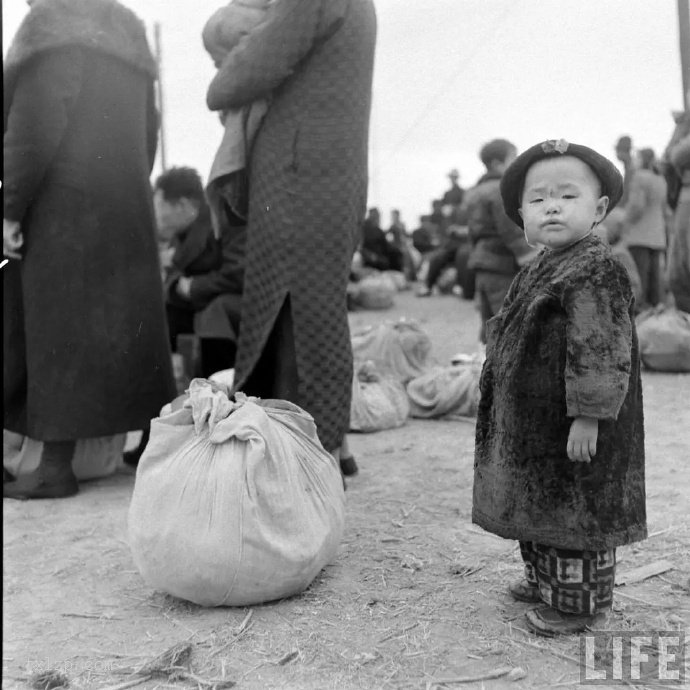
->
<box><xmin>4</xmin><ymin>440</ymin><xmax>78</xmax><ymax>499</ymax></box>
<box><xmin>242</xmin><ymin>297</ymin><xmax>350</xmax><ymax>484</ymax></box>
<box><xmin>242</xmin><ymin>296</ymin><xmax>300</xmax><ymax>403</ymax></box>
<box><xmin>647</xmin><ymin>249</ymin><xmax>662</xmax><ymax>306</ymax></box>
<box><xmin>427</xmin><ymin>246</ymin><xmax>455</xmax><ymax>288</ymax></box>
<box><xmin>668</xmin><ymin>199</ymin><xmax>690</xmax><ymax>311</ymax></box>
<box><xmin>475</xmin><ymin>271</ymin><xmax>513</xmax><ymax>344</ymax></box>
<box><xmin>123</xmin><ymin>302</ymin><xmax>195</xmax><ymax>467</ymax></box>
<box><xmin>628</xmin><ymin>246</ymin><xmax>652</xmax><ymax>310</ymax></box>
<box><xmin>200</xmin><ymin>339</ymin><xmax>237</xmax><ymax>378</ymax></box>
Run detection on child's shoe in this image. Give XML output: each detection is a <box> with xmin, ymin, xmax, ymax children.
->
<box><xmin>525</xmin><ymin>606</ymin><xmax>609</xmax><ymax>637</ymax></box>
<box><xmin>507</xmin><ymin>579</ymin><xmax>541</xmax><ymax>603</ymax></box>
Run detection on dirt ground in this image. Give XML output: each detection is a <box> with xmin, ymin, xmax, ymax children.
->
<box><xmin>4</xmin><ymin>290</ymin><xmax>690</xmax><ymax>690</ymax></box>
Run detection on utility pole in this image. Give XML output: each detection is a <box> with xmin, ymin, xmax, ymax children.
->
<box><xmin>153</xmin><ymin>22</ymin><xmax>168</xmax><ymax>171</ymax></box>
<box><xmin>679</xmin><ymin>0</ymin><xmax>690</xmax><ymax>106</ymax></box>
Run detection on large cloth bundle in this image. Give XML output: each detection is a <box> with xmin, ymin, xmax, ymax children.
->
<box><xmin>636</xmin><ymin>306</ymin><xmax>690</xmax><ymax>372</ymax></box>
<box><xmin>128</xmin><ymin>380</ymin><xmax>345</xmax><ymax>607</ymax></box>
<box><xmin>407</xmin><ymin>365</ymin><xmax>481</xmax><ymax>419</ymax></box>
<box><xmin>3</xmin><ymin>431</ymin><xmax>125</xmax><ymax>481</ymax></box>
<box><xmin>347</xmin><ymin>273</ymin><xmax>397</xmax><ymax>310</ymax></box>
<box><xmin>350</xmin><ymin>361</ymin><xmax>409</xmax><ymax>432</ymax></box>
<box><xmin>351</xmin><ymin>319</ymin><xmax>432</xmax><ymax>383</ymax></box>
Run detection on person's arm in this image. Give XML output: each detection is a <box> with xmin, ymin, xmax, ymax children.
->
<box><xmin>563</xmin><ymin>262</ymin><xmax>633</xmax><ymax>422</ymax></box>
<box><xmin>669</xmin><ymin>134</ymin><xmax>690</xmax><ymax>172</ymax></box>
<box><xmin>490</xmin><ymin>193</ymin><xmax>537</xmax><ymax>266</ymax></box>
<box><xmin>4</xmin><ymin>46</ymin><xmax>84</xmax><ymax>222</ymax></box>
<box><xmin>207</xmin><ymin>0</ymin><xmax>347</xmax><ymax>111</ymax></box>
<box><xmin>145</xmin><ymin>80</ymin><xmax>159</xmax><ymax>173</ymax></box>
<box><xmin>187</xmin><ymin>227</ymin><xmax>246</xmax><ymax>309</ymax></box>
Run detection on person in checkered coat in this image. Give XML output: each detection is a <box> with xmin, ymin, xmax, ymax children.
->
<box><xmin>206</xmin><ymin>0</ymin><xmax>376</xmax><ymax>458</ymax></box>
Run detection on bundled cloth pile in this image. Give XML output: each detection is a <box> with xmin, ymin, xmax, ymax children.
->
<box><xmin>129</xmin><ymin>379</ymin><xmax>345</xmax><ymax>607</ymax></box>
<box><xmin>350</xmin><ymin>360</ymin><xmax>410</xmax><ymax>432</ymax></box>
<box><xmin>347</xmin><ymin>270</ymin><xmax>408</xmax><ymax>311</ymax></box>
<box><xmin>349</xmin><ymin>319</ymin><xmax>482</xmax><ymax>432</ymax></box>
<box><xmin>636</xmin><ymin>305</ymin><xmax>690</xmax><ymax>372</ymax></box>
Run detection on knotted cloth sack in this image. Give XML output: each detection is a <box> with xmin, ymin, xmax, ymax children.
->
<box><xmin>347</xmin><ymin>273</ymin><xmax>396</xmax><ymax>310</ymax></box>
<box><xmin>350</xmin><ymin>361</ymin><xmax>409</xmax><ymax>432</ymax></box>
<box><xmin>128</xmin><ymin>379</ymin><xmax>345</xmax><ymax>607</ymax></box>
<box><xmin>351</xmin><ymin>319</ymin><xmax>432</xmax><ymax>383</ymax></box>
<box><xmin>407</xmin><ymin>365</ymin><xmax>481</xmax><ymax>419</ymax></box>
<box><xmin>636</xmin><ymin>306</ymin><xmax>690</xmax><ymax>372</ymax></box>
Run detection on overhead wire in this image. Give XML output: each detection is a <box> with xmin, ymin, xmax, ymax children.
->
<box><xmin>375</xmin><ymin>0</ymin><xmax>523</xmax><ymax>172</ymax></box>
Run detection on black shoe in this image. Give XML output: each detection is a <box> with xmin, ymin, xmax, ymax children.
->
<box><xmin>339</xmin><ymin>455</ymin><xmax>359</xmax><ymax>477</ymax></box>
<box><xmin>3</xmin><ymin>464</ymin><xmax>78</xmax><ymax>499</ymax></box>
<box><xmin>3</xmin><ymin>441</ymin><xmax>78</xmax><ymax>500</ymax></box>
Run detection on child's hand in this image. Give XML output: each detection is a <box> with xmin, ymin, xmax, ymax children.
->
<box><xmin>567</xmin><ymin>416</ymin><xmax>598</xmax><ymax>463</ymax></box>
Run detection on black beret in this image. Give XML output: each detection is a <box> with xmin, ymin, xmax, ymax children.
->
<box><xmin>500</xmin><ymin>139</ymin><xmax>624</xmax><ymax>228</ymax></box>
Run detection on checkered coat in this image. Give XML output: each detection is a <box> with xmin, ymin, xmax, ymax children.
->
<box><xmin>472</xmin><ymin>235</ymin><xmax>647</xmax><ymax>550</ymax></box>
<box><xmin>207</xmin><ymin>0</ymin><xmax>376</xmax><ymax>451</ymax></box>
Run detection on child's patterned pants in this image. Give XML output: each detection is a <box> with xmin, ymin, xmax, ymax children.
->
<box><xmin>519</xmin><ymin>541</ymin><xmax>616</xmax><ymax>615</ymax></box>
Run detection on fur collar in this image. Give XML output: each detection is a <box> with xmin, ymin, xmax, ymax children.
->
<box><xmin>4</xmin><ymin>0</ymin><xmax>156</xmax><ymax>92</ymax></box>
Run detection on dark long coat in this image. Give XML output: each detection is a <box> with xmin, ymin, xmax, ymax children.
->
<box><xmin>472</xmin><ymin>235</ymin><xmax>647</xmax><ymax>550</ymax></box>
<box><xmin>206</xmin><ymin>0</ymin><xmax>377</xmax><ymax>452</ymax></box>
<box><xmin>3</xmin><ymin>0</ymin><xmax>176</xmax><ymax>442</ymax></box>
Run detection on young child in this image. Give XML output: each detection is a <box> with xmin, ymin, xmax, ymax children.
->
<box><xmin>472</xmin><ymin>139</ymin><xmax>647</xmax><ymax>636</ymax></box>
<box><xmin>465</xmin><ymin>139</ymin><xmax>537</xmax><ymax>346</ymax></box>
<box><xmin>202</xmin><ymin>0</ymin><xmax>272</xmax><ymax>234</ymax></box>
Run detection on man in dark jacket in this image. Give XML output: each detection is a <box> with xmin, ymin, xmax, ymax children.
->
<box><xmin>3</xmin><ymin>0</ymin><xmax>176</xmax><ymax>499</ymax></box>
<box><xmin>153</xmin><ymin>166</ymin><xmax>244</xmax><ymax>376</ymax></box>
<box><xmin>466</xmin><ymin>139</ymin><xmax>536</xmax><ymax>344</ymax></box>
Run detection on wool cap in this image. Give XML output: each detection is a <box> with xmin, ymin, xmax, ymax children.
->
<box><xmin>500</xmin><ymin>139</ymin><xmax>624</xmax><ymax>228</ymax></box>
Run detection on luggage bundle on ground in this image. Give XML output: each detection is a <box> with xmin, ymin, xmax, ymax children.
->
<box><xmin>349</xmin><ymin>319</ymin><xmax>482</xmax><ymax>431</ymax></box>
<box><xmin>350</xmin><ymin>360</ymin><xmax>410</xmax><ymax>432</ymax></box>
<box><xmin>636</xmin><ymin>306</ymin><xmax>690</xmax><ymax>372</ymax></box>
<box><xmin>406</xmin><ymin>365</ymin><xmax>482</xmax><ymax>419</ymax></box>
<box><xmin>347</xmin><ymin>270</ymin><xmax>408</xmax><ymax>311</ymax></box>
<box><xmin>351</xmin><ymin>319</ymin><xmax>432</xmax><ymax>384</ymax></box>
<box><xmin>128</xmin><ymin>379</ymin><xmax>345</xmax><ymax>607</ymax></box>
<box><xmin>347</xmin><ymin>273</ymin><xmax>397</xmax><ymax>310</ymax></box>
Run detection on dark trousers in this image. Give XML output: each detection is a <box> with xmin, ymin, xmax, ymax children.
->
<box><xmin>475</xmin><ymin>271</ymin><xmax>515</xmax><ymax>343</ymax></box>
<box><xmin>628</xmin><ymin>246</ymin><xmax>662</xmax><ymax>310</ymax></box>
<box><xmin>242</xmin><ymin>297</ymin><xmax>300</xmax><ymax>404</ymax></box>
<box><xmin>425</xmin><ymin>244</ymin><xmax>459</xmax><ymax>288</ymax></box>
<box><xmin>165</xmin><ymin>303</ymin><xmax>235</xmax><ymax>378</ymax></box>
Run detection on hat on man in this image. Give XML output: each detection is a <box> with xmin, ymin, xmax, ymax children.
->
<box><xmin>500</xmin><ymin>139</ymin><xmax>624</xmax><ymax>228</ymax></box>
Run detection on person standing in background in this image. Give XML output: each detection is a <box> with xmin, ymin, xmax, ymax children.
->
<box><xmin>465</xmin><ymin>139</ymin><xmax>535</xmax><ymax>345</ymax></box>
<box><xmin>620</xmin><ymin>148</ymin><xmax>669</xmax><ymax>311</ymax></box>
<box><xmin>3</xmin><ymin>0</ymin><xmax>175</xmax><ymax>498</ymax></box>
<box><xmin>205</xmin><ymin>0</ymin><xmax>376</xmax><ymax>467</ymax></box>
<box><xmin>664</xmin><ymin>98</ymin><xmax>690</xmax><ymax>313</ymax></box>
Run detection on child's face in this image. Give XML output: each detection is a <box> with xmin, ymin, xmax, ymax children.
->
<box><xmin>519</xmin><ymin>156</ymin><xmax>609</xmax><ymax>250</ymax></box>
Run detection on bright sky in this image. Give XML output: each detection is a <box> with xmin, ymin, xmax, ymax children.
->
<box><xmin>3</xmin><ymin>0</ymin><xmax>685</xmax><ymax>229</ymax></box>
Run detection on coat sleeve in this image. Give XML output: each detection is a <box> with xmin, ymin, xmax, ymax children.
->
<box><xmin>489</xmin><ymin>192</ymin><xmax>535</xmax><ymax>264</ymax></box>
<box><xmin>206</xmin><ymin>0</ymin><xmax>347</xmax><ymax>111</ymax></box>
<box><xmin>3</xmin><ymin>46</ymin><xmax>84</xmax><ymax>222</ymax></box>
<box><xmin>146</xmin><ymin>81</ymin><xmax>159</xmax><ymax>173</ymax></box>
<box><xmin>669</xmin><ymin>134</ymin><xmax>690</xmax><ymax>172</ymax></box>
<box><xmin>188</xmin><ymin>226</ymin><xmax>246</xmax><ymax>309</ymax></box>
<box><xmin>624</xmin><ymin>173</ymin><xmax>646</xmax><ymax>225</ymax></box>
<box><xmin>562</xmin><ymin>262</ymin><xmax>633</xmax><ymax>420</ymax></box>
